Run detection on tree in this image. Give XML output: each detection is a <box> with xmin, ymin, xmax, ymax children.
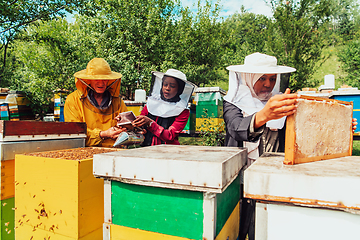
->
<box><xmin>0</xmin><ymin>0</ymin><xmax>88</xmax><ymax>84</ymax></box>
<box><xmin>222</xmin><ymin>8</ymin><xmax>270</xmax><ymax>66</ymax></box>
<box><xmin>338</xmin><ymin>40</ymin><xmax>360</xmax><ymax>88</ymax></box>
<box><xmin>9</xmin><ymin>18</ymin><xmax>85</xmax><ymax>115</ymax></box>
<box><xmin>267</xmin><ymin>0</ymin><xmax>332</xmax><ymax>91</ymax></box>
<box><xmin>165</xmin><ymin>0</ymin><xmax>227</xmax><ymax>87</ymax></box>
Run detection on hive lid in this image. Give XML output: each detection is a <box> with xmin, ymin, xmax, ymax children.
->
<box><xmin>244</xmin><ymin>153</ymin><xmax>360</xmax><ymax>210</ymax></box>
<box><xmin>0</xmin><ymin>138</ymin><xmax>85</xmax><ymax>160</ymax></box>
<box><xmin>0</xmin><ymin>121</ymin><xmax>86</xmax><ymax>142</ymax></box>
<box><xmin>93</xmin><ymin>145</ymin><xmax>247</xmax><ymax>193</ymax></box>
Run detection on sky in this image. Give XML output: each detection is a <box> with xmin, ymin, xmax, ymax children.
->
<box><xmin>181</xmin><ymin>0</ymin><xmax>273</xmax><ymax>18</ymax></box>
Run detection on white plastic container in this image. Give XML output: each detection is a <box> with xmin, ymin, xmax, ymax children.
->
<box><xmin>324</xmin><ymin>74</ymin><xmax>335</xmax><ymax>88</ymax></box>
<box><xmin>134</xmin><ymin>89</ymin><xmax>146</xmax><ymax>102</ymax></box>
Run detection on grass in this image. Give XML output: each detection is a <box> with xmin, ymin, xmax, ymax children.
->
<box><xmin>312</xmin><ymin>46</ymin><xmax>348</xmax><ymax>88</ymax></box>
<box><xmin>178</xmin><ymin>137</ymin><xmax>203</xmax><ymax>145</ymax></box>
<box><xmin>352</xmin><ymin>141</ymin><xmax>360</xmax><ymax>156</ymax></box>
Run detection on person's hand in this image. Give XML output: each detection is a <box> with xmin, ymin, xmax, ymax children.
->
<box><xmin>352</xmin><ymin>118</ymin><xmax>357</xmax><ymax>133</ymax></box>
<box><xmin>132</xmin><ymin>115</ymin><xmax>153</xmax><ymax>128</ymax></box>
<box><xmin>114</xmin><ymin>113</ymin><xmax>122</xmax><ymax>123</ymax></box>
<box><xmin>99</xmin><ymin>126</ymin><xmax>127</xmax><ymax>140</ymax></box>
<box><xmin>254</xmin><ymin>88</ymin><xmax>299</xmax><ymax>129</ymax></box>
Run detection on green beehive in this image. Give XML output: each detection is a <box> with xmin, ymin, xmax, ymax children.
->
<box><xmin>94</xmin><ymin>145</ymin><xmax>247</xmax><ymax>240</ymax></box>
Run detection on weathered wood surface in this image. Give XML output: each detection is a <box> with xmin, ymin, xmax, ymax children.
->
<box><xmin>93</xmin><ymin>145</ymin><xmax>247</xmax><ymax>193</ymax></box>
<box><xmin>245</xmin><ymin>153</ymin><xmax>360</xmax><ymax>210</ymax></box>
<box><xmin>0</xmin><ymin>121</ymin><xmax>86</xmax><ymax>141</ymax></box>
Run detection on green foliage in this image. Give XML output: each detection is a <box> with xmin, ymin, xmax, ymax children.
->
<box><xmin>338</xmin><ymin>40</ymin><xmax>360</xmax><ymax>88</ymax></box>
<box><xmin>9</xmin><ymin>18</ymin><xmax>85</xmax><ymax>115</ymax></box>
<box><xmin>267</xmin><ymin>0</ymin><xmax>332</xmax><ymax>91</ymax></box>
<box><xmin>222</xmin><ymin>9</ymin><xmax>270</xmax><ymax>66</ymax></box>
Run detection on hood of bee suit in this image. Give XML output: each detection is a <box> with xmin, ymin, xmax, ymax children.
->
<box><xmin>73</xmin><ymin>58</ymin><xmax>122</xmax><ymax>98</ymax></box>
<box><xmin>147</xmin><ymin>69</ymin><xmax>197</xmax><ymax>118</ymax></box>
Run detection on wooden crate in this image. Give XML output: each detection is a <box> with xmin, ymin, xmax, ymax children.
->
<box><xmin>94</xmin><ymin>145</ymin><xmax>247</xmax><ymax>240</ymax></box>
<box><xmin>15</xmin><ymin>147</ymin><xmax>123</xmax><ymax>240</ymax></box>
<box><xmin>285</xmin><ymin>96</ymin><xmax>353</xmax><ymax>165</ymax></box>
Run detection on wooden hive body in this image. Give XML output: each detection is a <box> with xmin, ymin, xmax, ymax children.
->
<box><xmin>0</xmin><ymin>121</ymin><xmax>85</xmax><ymax>240</ymax></box>
<box><xmin>244</xmin><ymin>153</ymin><xmax>360</xmax><ymax>240</ymax></box>
<box><xmin>285</xmin><ymin>96</ymin><xmax>353</xmax><ymax>165</ymax></box>
<box><xmin>15</xmin><ymin>147</ymin><xmax>121</xmax><ymax>240</ymax></box>
<box><xmin>94</xmin><ymin>145</ymin><xmax>247</xmax><ymax>240</ymax></box>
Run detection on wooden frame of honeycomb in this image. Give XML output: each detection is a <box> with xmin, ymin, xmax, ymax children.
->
<box><xmin>284</xmin><ymin>95</ymin><xmax>353</xmax><ymax>165</ymax></box>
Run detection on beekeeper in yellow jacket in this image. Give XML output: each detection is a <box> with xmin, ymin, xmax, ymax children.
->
<box><xmin>64</xmin><ymin>58</ymin><xmax>128</xmax><ymax>147</ymax></box>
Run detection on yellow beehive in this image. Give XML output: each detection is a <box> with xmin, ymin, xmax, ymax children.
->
<box><xmin>15</xmin><ymin>147</ymin><xmax>122</xmax><ymax>240</ymax></box>
<box><xmin>196</xmin><ymin>117</ymin><xmax>225</xmax><ymax>132</ymax></box>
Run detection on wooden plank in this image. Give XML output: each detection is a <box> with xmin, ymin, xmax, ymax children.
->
<box><xmin>215</xmin><ymin>201</ymin><xmax>240</xmax><ymax>240</ymax></box>
<box><xmin>284</xmin><ymin>96</ymin><xmax>353</xmax><ymax>165</ymax></box>
<box><xmin>15</xmin><ymin>155</ymin><xmax>80</xmax><ymax>239</ymax></box>
<box><xmin>110</xmin><ymin>224</ymin><xmax>191</xmax><ymax>240</ymax></box>
<box><xmin>0</xmin><ymin>121</ymin><xmax>86</xmax><ymax>136</ymax></box>
<box><xmin>244</xmin><ymin>154</ymin><xmax>360</xmax><ymax>210</ymax></box>
<box><xmin>215</xmin><ymin>174</ymin><xmax>241</xmax><ymax>236</ymax></box>
<box><xmin>111</xmin><ymin>180</ymin><xmax>204</xmax><ymax>240</ymax></box>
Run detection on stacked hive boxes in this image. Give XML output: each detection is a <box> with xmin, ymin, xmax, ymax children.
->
<box><xmin>330</xmin><ymin>90</ymin><xmax>360</xmax><ymax>136</ymax></box>
<box><xmin>195</xmin><ymin>87</ymin><xmax>226</xmax><ymax>132</ymax></box>
<box><xmin>54</xmin><ymin>90</ymin><xmax>69</xmax><ymax>122</ymax></box>
<box><xmin>0</xmin><ymin>121</ymin><xmax>86</xmax><ymax>240</ymax></box>
<box><xmin>93</xmin><ymin>145</ymin><xmax>247</xmax><ymax>240</ymax></box>
<box><xmin>3</xmin><ymin>92</ymin><xmax>34</xmax><ymax>121</ymax></box>
<box><xmin>15</xmin><ymin>147</ymin><xmax>122</xmax><ymax>240</ymax></box>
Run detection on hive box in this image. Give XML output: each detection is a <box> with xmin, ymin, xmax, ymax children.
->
<box><xmin>244</xmin><ymin>153</ymin><xmax>360</xmax><ymax>240</ymax></box>
<box><xmin>93</xmin><ymin>145</ymin><xmax>247</xmax><ymax>240</ymax></box>
<box><xmin>285</xmin><ymin>96</ymin><xmax>353</xmax><ymax>165</ymax></box>
<box><xmin>15</xmin><ymin>147</ymin><xmax>122</xmax><ymax>240</ymax></box>
<box><xmin>0</xmin><ymin>121</ymin><xmax>86</xmax><ymax>240</ymax></box>
<box><xmin>330</xmin><ymin>90</ymin><xmax>360</xmax><ymax>135</ymax></box>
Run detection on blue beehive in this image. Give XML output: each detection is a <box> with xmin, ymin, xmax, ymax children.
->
<box><xmin>330</xmin><ymin>90</ymin><xmax>360</xmax><ymax>135</ymax></box>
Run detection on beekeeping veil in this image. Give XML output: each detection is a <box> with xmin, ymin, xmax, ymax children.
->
<box><xmin>224</xmin><ymin>52</ymin><xmax>296</xmax><ymax>162</ymax></box>
<box><xmin>73</xmin><ymin>58</ymin><xmax>123</xmax><ymax>115</ymax></box>
<box><xmin>224</xmin><ymin>52</ymin><xmax>296</xmax><ymax>129</ymax></box>
<box><xmin>147</xmin><ymin>69</ymin><xmax>197</xmax><ymax>117</ymax></box>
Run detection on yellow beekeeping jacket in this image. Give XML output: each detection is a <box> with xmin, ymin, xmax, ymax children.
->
<box><xmin>64</xmin><ymin>78</ymin><xmax>128</xmax><ymax>147</ymax></box>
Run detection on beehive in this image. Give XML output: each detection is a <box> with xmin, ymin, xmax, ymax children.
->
<box><xmin>93</xmin><ymin>145</ymin><xmax>247</xmax><ymax>240</ymax></box>
<box><xmin>15</xmin><ymin>147</ymin><xmax>123</xmax><ymax>240</ymax></box>
<box><xmin>0</xmin><ymin>121</ymin><xmax>86</xmax><ymax>240</ymax></box>
<box><xmin>285</xmin><ymin>96</ymin><xmax>353</xmax><ymax>165</ymax></box>
<box><xmin>244</xmin><ymin>153</ymin><xmax>360</xmax><ymax>240</ymax></box>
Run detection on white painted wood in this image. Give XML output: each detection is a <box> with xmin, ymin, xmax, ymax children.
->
<box><xmin>244</xmin><ymin>153</ymin><xmax>360</xmax><ymax>209</ymax></box>
<box><xmin>93</xmin><ymin>145</ymin><xmax>247</xmax><ymax>192</ymax></box>
<box><xmin>255</xmin><ymin>202</ymin><xmax>268</xmax><ymax>240</ymax></box>
<box><xmin>203</xmin><ymin>192</ymin><xmax>216</xmax><ymax>240</ymax></box>
<box><xmin>260</xmin><ymin>202</ymin><xmax>360</xmax><ymax>240</ymax></box>
<box><xmin>103</xmin><ymin>223</ymin><xmax>111</xmax><ymax>240</ymax></box>
<box><xmin>0</xmin><ymin>138</ymin><xmax>85</xmax><ymax>160</ymax></box>
<box><xmin>104</xmin><ymin>180</ymin><xmax>112</xmax><ymax>224</ymax></box>
<box><xmin>0</xmin><ymin>133</ymin><xmax>87</xmax><ymax>142</ymax></box>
